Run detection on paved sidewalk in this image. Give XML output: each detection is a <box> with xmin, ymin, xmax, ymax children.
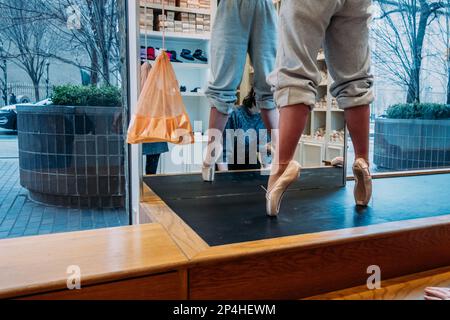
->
<box><xmin>0</xmin><ymin>159</ymin><xmax>129</xmax><ymax>239</ymax></box>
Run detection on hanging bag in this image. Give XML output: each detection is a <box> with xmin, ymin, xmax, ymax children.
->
<box><xmin>127</xmin><ymin>51</ymin><xmax>194</xmax><ymax>145</ymax></box>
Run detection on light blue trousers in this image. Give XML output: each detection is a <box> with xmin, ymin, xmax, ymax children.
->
<box><xmin>205</xmin><ymin>0</ymin><xmax>277</xmax><ymax>115</ymax></box>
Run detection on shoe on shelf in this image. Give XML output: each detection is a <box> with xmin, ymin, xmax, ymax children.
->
<box><xmin>352</xmin><ymin>158</ymin><xmax>372</xmax><ymax>206</ymax></box>
<box><xmin>180</xmin><ymin>49</ymin><xmax>195</xmax><ymax>61</ymax></box>
<box><xmin>180</xmin><ymin>86</ymin><xmax>187</xmax><ymax>92</ymax></box>
<box><xmin>265</xmin><ymin>160</ymin><xmax>301</xmax><ymax>217</ymax></box>
<box><xmin>140</xmin><ymin>46</ymin><xmax>147</xmax><ymax>60</ymax></box>
<box><xmin>146</xmin><ymin>47</ymin><xmax>155</xmax><ymax>60</ymax></box>
<box><xmin>191</xmin><ymin>87</ymin><xmax>201</xmax><ymax>93</ymax></box>
<box><xmin>167</xmin><ymin>50</ymin><xmax>183</xmax><ymax>63</ymax></box>
<box><xmin>331</xmin><ymin>156</ymin><xmax>344</xmax><ymax>167</ymax></box>
<box><xmin>193</xmin><ymin>49</ymin><xmax>208</xmax><ymax>62</ymax></box>
<box><xmin>202</xmin><ymin>164</ymin><xmax>215</xmax><ymax>182</ymax></box>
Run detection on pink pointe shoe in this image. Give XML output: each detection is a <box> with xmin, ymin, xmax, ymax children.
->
<box><xmin>352</xmin><ymin>158</ymin><xmax>372</xmax><ymax>206</ymax></box>
<box><xmin>265</xmin><ymin>160</ymin><xmax>301</xmax><ymax>217</ymax></box>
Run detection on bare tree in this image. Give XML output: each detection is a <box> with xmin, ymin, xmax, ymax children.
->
<box><xmin>429</xmin><ymin>0</ymin><xmax>450</xmax><ymax>103</ymax></box>
<box><xmin>373</xmin><ymin>0</ymin><xmax>446</xmax><ymax>103</ymax></box>
<box><xmin>0</xmin><ymin>40</ymin><xmax>9</xmax><ymax>105</ymax></box>
<box><xmin>39</xmin><ymin>0</ymin><xmax>121</xmax><ymax>86</ymax></box>
<box><xmin>0</xmin><ymin>0</ymin><xmax>58</xmax><ymax>101</ymax></box>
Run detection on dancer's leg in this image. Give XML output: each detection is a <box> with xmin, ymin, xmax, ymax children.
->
<box><xmin>267</xmin><ymin>104</ymin><xmax>310</xmax><ymax>190</ymax></box>
<box><xmin>204</xmin><ymin>107</ymin><xmax>229</xmax><ymax>166</ymax></box>
<box><xmin>345</xmin><ymin>105</ymin><xmax>370</xmax><ymax>162</ymax></box>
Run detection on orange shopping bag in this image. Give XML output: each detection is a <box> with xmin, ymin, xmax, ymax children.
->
<box><xmin>127</xmin><ymin>51</ymin><xmax>194</xmax><ymax>145</ymax></box>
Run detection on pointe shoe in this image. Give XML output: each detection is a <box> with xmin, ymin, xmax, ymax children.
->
<box><xmin>352</xmin><ymin>158</ymin><xmax>372</xmax><ymax>206</ymax></box>
<box><xmin>266</xmin><ymin>160</ymin><xmax>301</xmax><ymax>217</ymax></box>
<box><xmin>202</xmin><ymin>164</ymin><xmax>215</xmax><ymax>182</ymax></box>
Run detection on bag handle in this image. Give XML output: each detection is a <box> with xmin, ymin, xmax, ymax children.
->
<box><xmin>162</xmin><ymin>0</ymin><xmax>166</xmax><ymax>51</ymax></box>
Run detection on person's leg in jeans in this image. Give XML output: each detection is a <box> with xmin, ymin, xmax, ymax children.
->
<box><xmin>249</xmin><ymin>0</ymin><xmax>279</xmax><ymax>150</ymax></box>
<box><xmin>203</xmin><ymin>0</ymin><xmax>254</xmax><ymax>179</ymax></box>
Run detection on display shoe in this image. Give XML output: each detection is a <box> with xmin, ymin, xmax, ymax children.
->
<box><xmin>167</xmin><ymin>50</ymin><xmax>182</xmax><ymax>63</ymax></box>
<box><xmin>193</xmin><ymin>49</ymin><xmax>208</xmax><ymax>62</ymax></box>
<box><xmin>180</xmin><ymin>49</ymin><xmax>195</xmax><ymax>61</ymax></box>
<box><xmin>146</xmin><ymin>47</ymin><xmax>155</xmax><ymax>60</ymax></box>
<box><xmin>331</xmin><ymin>156</ymin><xmax>344</xmax><ymax>167</ymax></box>
<box><xmin>140</xmin><ymin>46</ymin><xmax>147</xmax><ymax>60</ymax></box>
<box><xmin>265</xmin><ymin>160</ymin><xmax>301</xmax><ymax>217</ymax></box>
<box><xmin>202</xmin><ymin>163</ymin><xmax>215</xmax><ymax>182</ymax></box>
<box><xmin>191</xmin><ymin>87</ymin><xmax>201</xmax><ymax>93</ymax></box>
<box><xmin>180</xmin><ymin>86</ymin><xmax>187</xmax><ymax>92</ymax></box>
<box><xmin>352</xmin><ymin>158</ymin><xmax>372</xmax><ymax>206</ymax></box>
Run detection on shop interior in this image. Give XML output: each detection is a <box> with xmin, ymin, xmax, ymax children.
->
<box><xmin>0</xmin><ymin>0</ymin><xmax>449</xmax><ymax>301</ymax></box>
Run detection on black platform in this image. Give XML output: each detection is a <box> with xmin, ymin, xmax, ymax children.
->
<box><xmin>144</xmin><ymin>171</ymin><xmax>450</xmax><ymax>246</ymax></box>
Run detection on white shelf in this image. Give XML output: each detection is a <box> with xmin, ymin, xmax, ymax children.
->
<box><xmin>140</xmin><ymin>3</ymin><xmax>211</xmax><ymax>15</ymax></box>
<box><xmin>141</xmin><ymin>30</ymin><xmax>211</xmax><ymax>41</ymax></box>
<box><xmin>149</xmin><ymin>60</ymin><xmax>209</xmax><ymax>69</ymax></box>
<box><xmin>301</xmin><ymin>137</ymin><xmax>326</xmax><ymax>145</ymax></box>
<box><xmin>181</xmin><ymin>92</ymin><xmax>206</xmax><ymax>97</ymax></box>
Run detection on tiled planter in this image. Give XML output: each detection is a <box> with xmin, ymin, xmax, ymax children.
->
<box><xmin>17</xmin><ymin>105</ymin><xmax>125</xmax><ymax>208</ymax></box>
<box><xmin>374</xmin><ymin>118</ymin><xmax>450</xmax><ymax>170</ymax></box>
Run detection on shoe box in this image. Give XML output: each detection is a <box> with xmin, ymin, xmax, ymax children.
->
<box><xmin>179</xmin><ymin>0</ymin><xmax>211</xmax><ymax>10</ymax></box>
<box><xmin>140</xmin><ymin>0</ymin><xmax>211</xmax><ymax>34</ymax></box>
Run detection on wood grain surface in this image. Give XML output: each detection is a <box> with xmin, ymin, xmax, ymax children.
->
<box><xmin>305</xmin><ymin>266</ymin><xmax>450</xmax><ymax>300</ymax></box>
<box><xmin>188</xmin><ymin>219</ymin><xmax>450</xmax><ymax>299</ymax></box>
<box><xmin>0</xmin><ymin>224</ymin><xmax>188</xmax><ymax>299</ymax></box>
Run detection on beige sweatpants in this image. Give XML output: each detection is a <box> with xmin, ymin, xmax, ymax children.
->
<box><xmin>268</xmin><ymin>0</ymin><xmax>375</xmax><ymax>110</ymax></box>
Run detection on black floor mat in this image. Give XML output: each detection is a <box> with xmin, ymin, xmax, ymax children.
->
<box><xmin>144</xmin><ymin>171</ymin><xmax>450</xmax><ymax>246</ymax></box>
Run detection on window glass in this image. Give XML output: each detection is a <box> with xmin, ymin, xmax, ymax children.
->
<box><xmin>348</xmin><ymin>1</ymin><xmax>450</xmax><ymax>175</ymax></box>
<box><xmin>0</xmin><ymin>0</ymin><xmax>130</xmax><ymax>240</ymax></box>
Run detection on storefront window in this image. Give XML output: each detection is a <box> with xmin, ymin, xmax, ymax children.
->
<box><xmin>347</xmin><ymin>0</ymin><xmax>450</xmax><ymax>175</ymax></box>
<box><xmin>0</xmin><ymin>0</ymin><xmax>130</xmax><ymax>239</ymax></box>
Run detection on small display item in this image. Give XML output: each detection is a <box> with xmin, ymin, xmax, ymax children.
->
<box><xmin>193</xmin><ymin>49</ymin><xmax>207</xmax><ymax>62</ymax></box>
<box><xmin>180</xmin><ymin>49</ymin><xmax>195</xmax><ymax>61</ymax></box>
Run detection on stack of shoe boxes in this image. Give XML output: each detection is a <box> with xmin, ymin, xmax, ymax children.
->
<box><xmin>204</xmin><ymin>14</ymin><xmax>210</xmax><ymax>32</ymax></box>
<box><xmin>191</xmin><ymin>12</ymin><xmax>211</xmax><ymax>34</ymax></box>
<box><xmin>179</xmin><ymin>0</ymin><xmax>210</xmax><ymax>9</ymax></box>
<box><xmin>144</xmin><ymin>0</ymin><xmax>176</xmax><ymax>5</ymax></box>
<box><xmin>178</xmin><ymin>0</ymin><xmax>189</xmax><ymax>8</ymax></box>
<box><xmin>139</xmin><ymin>7</ymin><xmax>154</xmax><ymax>30</ymax></box>
<box><xmin>156</xmin><ymin>11</ymin><xmax>176</xmax><ymax>32</ymax></box>
<box><xmin>196</xmin><ymin>14</ymin><xmax>205</xmax><ymax>33</ymax></box>
<box><xmin>180</xmin><ymin>12</ymin><xmax>197</xmax><ymax>33</ymax></box>
<box><xmin>198</xmin><ymin>0</ymin><xmax>210</xmax><ymax>9</ymax></box>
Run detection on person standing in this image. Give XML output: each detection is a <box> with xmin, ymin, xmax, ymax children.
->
<box><xmin>9</xmin><ymin>93</ymin><xmax>17</xmax><ymax>105</ymax></box>
<box><xmin>203</xmin><ymin>0</ymin><xmax>279</xmax><ymax>181</ymax></box>
<box><xmin>265</xmin><ymin>0</ymin><xmax>375</xmax><ymax>216</ymax></box>
<box><xmin>143</xmin><ymin>143</ymin><xmax>169</xmax><ymax>174</ymax></box>
<box><xmin>218</xmin><ymin>88</ymin><xmax>272</xmax><ymax>172</ymax></box>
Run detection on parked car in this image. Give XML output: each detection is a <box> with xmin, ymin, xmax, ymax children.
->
<box><xmin>0</xmin><ymin>99</ymin><xmax>52</xmax><ymax>131</ymax></box>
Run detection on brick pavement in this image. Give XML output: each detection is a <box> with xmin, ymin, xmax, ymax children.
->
<box><xmin>0</xmin><ymin>159</ymin><xmax>129</xmax><ymax>239</ymax></box>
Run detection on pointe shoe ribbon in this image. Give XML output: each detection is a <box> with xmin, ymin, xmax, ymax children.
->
<box><xmin>265</xmin><ymin>161</ymin><xmax>301</xmax><ymax>217</ymax></box>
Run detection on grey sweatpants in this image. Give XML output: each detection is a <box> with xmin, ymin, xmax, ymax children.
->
<box><xmin>268</xmin><ymin>0</ymin><xmax>375</xmax><ymax>109</ymax></box>
<box><xmin>205</xmin><ymin>0</ymin><xmax>277</xmax><ymax>115</ymax></box>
